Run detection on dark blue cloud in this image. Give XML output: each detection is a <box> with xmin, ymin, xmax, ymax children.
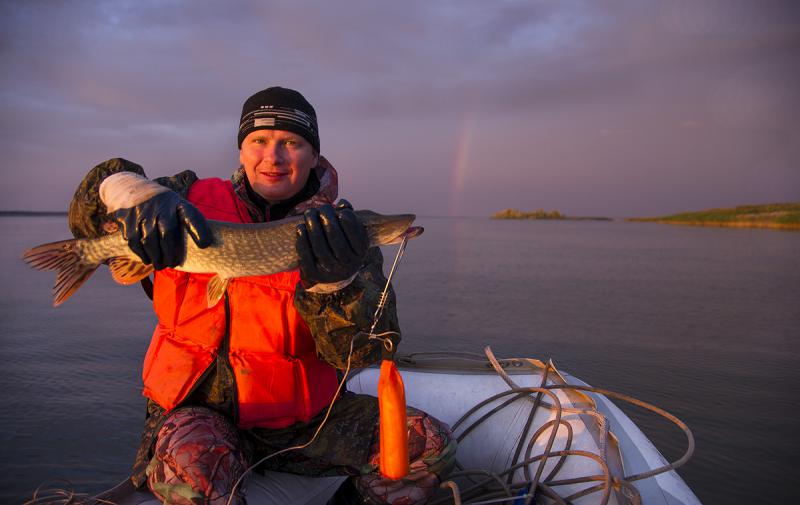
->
<box><xmin>1</xmin><ymin>0</ymin><xmax>798</xmax><ymax>215</ymax></box>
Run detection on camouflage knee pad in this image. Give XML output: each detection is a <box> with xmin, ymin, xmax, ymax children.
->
<box><xmin>146</xmin><ymin>407</ymin><xmax>248</xmax><ymax>505</ymax></box>
<box><xmin>355</xmin><ymin>408</ymin><xmax>457</xmax><ymax>505</ymax></box>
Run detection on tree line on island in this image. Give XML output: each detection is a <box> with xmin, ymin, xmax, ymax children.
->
<box><xmin>628</xmin><ymin>202</ymin><xmax>800</xmax><ymax>231</ymax></box>
<box><xmin>491</xmin><ymin>208</ymin><xmax>612</xmax><ymax>221</ymax></box>
<box><xmin>491</xmin><ymin>203</ymin><xmax>800</xmax><ymax>231</ymax></box>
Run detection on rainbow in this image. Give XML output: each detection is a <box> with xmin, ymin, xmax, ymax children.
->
<box><xmin>451</xmin><ymin>116</ymin><xmax>475</xmax><ymax>216</ymax></box>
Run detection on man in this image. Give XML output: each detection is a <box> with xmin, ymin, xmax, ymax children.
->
<box><xmin>68</xmin><ymin>87</ymin><xmax>455</xmax><ymax>505</ymax></box>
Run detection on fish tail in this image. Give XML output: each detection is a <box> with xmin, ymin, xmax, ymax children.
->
<box><xmin>22</xmin><ymin>239</ymin><xmax>99</xmax><ymax>306</ymax></box>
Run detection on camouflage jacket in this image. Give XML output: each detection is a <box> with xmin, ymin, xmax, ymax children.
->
<box><xmin>68</xmin><ymin>157</ymin><xmax>400</xmax><ymax>485</ymax></box>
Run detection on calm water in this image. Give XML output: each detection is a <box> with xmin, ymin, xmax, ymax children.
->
<box><xmin>1</xmin><ymin>216</ymin><xmax>798</xmax><ymax>503</ymax></box>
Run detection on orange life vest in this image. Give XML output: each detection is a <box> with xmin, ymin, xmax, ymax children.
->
<box><xmin>140</xmin><ymin>178</ymin><xmax>339</xmax><ymax>429</ymax></box>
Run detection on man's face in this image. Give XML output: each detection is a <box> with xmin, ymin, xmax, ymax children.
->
<box><xmin>239</xmin><ymin>129</ymin><xmax>319</xmax><ymax>202</ymax></box>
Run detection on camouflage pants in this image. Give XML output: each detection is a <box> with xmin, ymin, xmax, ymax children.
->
<box><xmin>146</xmin><ymin>396</ymin><xmax>456</xmax><ymax>505</ymax></box>
<box><xmin>146</xmin><ymin>407</ymin><xmax>248</xmax><ymax>505</ymax></box>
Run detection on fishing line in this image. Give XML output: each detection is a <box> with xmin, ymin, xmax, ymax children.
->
<box><xmin>225</xmin><ymin>232</ymin><xmax>414</xmax><ymax>505</ymax></box>
<box><xmin>367</xmin><ymin>231</ymin><xmax>411</xmax><ymax>352</ymax></box>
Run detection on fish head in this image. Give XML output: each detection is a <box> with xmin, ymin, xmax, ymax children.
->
<box><xmin>357</xmin><ymin>211</ymin><xmax>421</xmax><ymax>246</ymax></box>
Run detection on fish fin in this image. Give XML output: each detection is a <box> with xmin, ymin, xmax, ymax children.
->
<box><xmin>108</xmin><ymin>257</ymin><xmax>154</xmax><ymax>285</ymax></box>
<box><xmin>206</xmin><ymin>275</ymin><xmax>229</xmax><ymax>308</ymax></box>
<box><xmin>22</xmin><ymin>239</ymin><xmax>99</xmax><ymax>307</ymax></box>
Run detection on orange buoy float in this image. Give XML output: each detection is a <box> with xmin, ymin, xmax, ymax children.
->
<box><xmin>377</xmin><ymin>359</ymin><xmax>409</xmax><ymax>479</ymax></box>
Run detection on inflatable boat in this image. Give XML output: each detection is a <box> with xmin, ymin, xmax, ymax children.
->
<box><xmin>84</xmin><ymin>350</ymin><xmax>699</xmax><ymax>505</ymax></box>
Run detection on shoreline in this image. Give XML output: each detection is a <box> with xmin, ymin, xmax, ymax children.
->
<box><xmin>628</xmin><ymin>203</ymin><xmax>800</xmax><ymax>232</ymax></box>
<box><xmin>490</xmin><ymin>208</ymin><xmax>612</xmax><ymax>221</ymax></box>
<box><xmin>492</xmin><ymin>216</ymin><xmax>613</xmax><ymax>221</ymax></box>
<box><xmin>627</xmin><ymin>219</ymin><xmax>800</xmax><ymax>231</ymax></box>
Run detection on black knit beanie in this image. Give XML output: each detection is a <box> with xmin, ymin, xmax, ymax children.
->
<box><xmin>237</xmin><ymin>87</ymin><xmax>320</xmax><ymax>152</ymax></box>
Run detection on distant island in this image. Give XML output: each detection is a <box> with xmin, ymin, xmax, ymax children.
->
<box><xmin>628</xmin><ymin>203</ymin><xmax>800</xmax><ymax>231</ymax></box>
<box><xmin>491</xmin><ymin>208</ymin><xmax>612</xmax><ymax>221</ymax></box>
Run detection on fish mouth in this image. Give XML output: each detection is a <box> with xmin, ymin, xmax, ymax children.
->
<box><xmin>405</xmin><ymin>226</ymin><xmax>424</xmax><ymax>238</ymax></box>
<box><xmin>386</xmin><ymin>225</ymin><xmax>424</xmax><ymax>244</ymax></box>
<box><xmin>366</xmin><ymin>214</ymin><xmax>424</xmax><ymax>245</ymax></box>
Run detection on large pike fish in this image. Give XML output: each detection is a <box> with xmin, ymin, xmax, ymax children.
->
<box><xmin>23</xmin><ymin>211</ymin><xmax>422</xmax><ymax>308</ymax></box>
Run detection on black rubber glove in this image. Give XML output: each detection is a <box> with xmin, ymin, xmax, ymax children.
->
<box><xmin>114</xmin><ymin>191</ymin><xmax>213</xmax><ymax>270</ymax></box>
<box><xmin>295</xmin><ymin>199</ymin><xmax>369</xmax><ymax>287</ymax></box>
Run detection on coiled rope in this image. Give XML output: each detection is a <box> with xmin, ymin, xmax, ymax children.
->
<box><xmin>431</xmin><ymin>347</ymin><xmax>694</xmax><ymax>505</ymax></box>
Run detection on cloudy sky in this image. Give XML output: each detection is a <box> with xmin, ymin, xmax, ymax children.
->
<box><xmin>1</xmin><ymin>0</ymin><xmax>798</xmax><ymax>217</ymax></box>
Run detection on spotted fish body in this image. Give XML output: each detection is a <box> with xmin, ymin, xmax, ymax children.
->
<box><xmin>23</xmin><ymin>210</ymin><xmax>421</xmax><ymax>307</ymax></box>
